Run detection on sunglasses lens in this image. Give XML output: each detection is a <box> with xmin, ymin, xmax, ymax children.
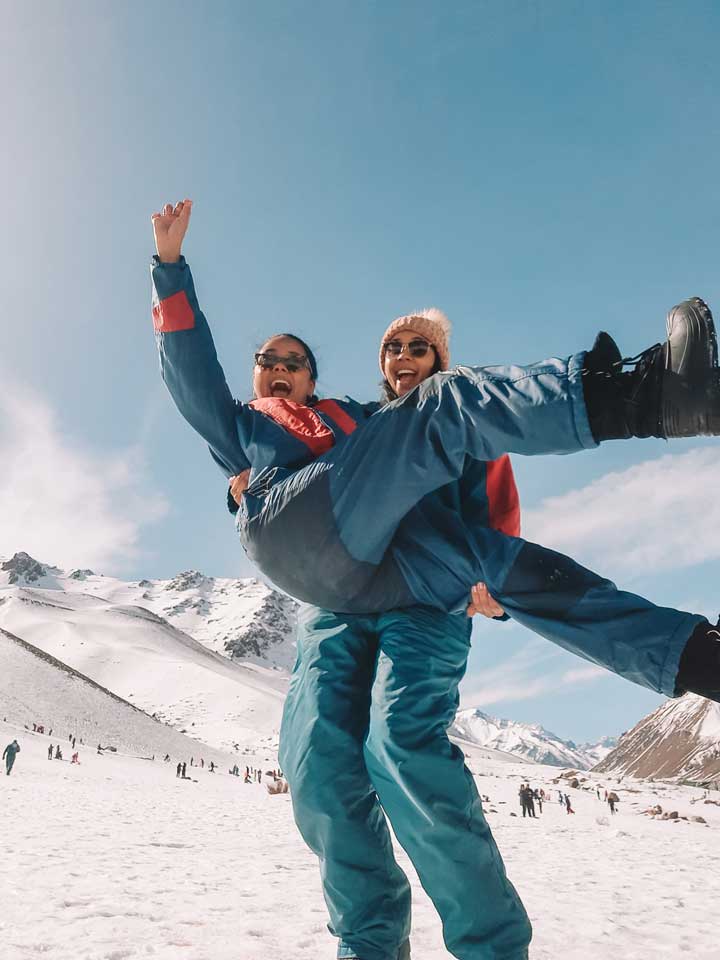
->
<box><xmin>384</xmin><ymin>340</ymin><xmax>431</xmax><ymax>358</ymax></box>
<box><xmin>255</xmin><ymin>352</ymin><xmax>309</xmax><ymax>372</ymax></box>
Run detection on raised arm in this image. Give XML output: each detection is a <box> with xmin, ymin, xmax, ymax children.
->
<box><xmin>151</xmin><ymin>200</ymin><xmax>249</xmax><ymax>476</ymax></box>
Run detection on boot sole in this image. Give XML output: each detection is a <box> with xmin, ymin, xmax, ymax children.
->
<box><xmin>665</xmin><ymin>297</ymin><xmax>718</xmax><ymax>376</ymax></box>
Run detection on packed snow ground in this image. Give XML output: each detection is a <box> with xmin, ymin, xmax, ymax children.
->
<box><xmin>2</xmin><ymin>721</ymin><xmax>719</xmax><ymax>960</ymax></box>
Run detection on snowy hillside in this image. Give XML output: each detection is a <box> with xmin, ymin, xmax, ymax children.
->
<box><xmin>0</xmin><ymin>576</ymin><xmax>287</xmax><ymax>753</ymax></box>
<box><xmin>452</xmin><ymin>707</ymin><xmax>602</xmax><ymax>768</ymax></box>
<box><xmin>0</xmin><ymin>627</ymin><xmax>233</xmax><ymax>764</ymax></box>
<box><xmin>594</xmin><ymin>693</ymin><xmax>720</xmax><ymax>783</ymax></box>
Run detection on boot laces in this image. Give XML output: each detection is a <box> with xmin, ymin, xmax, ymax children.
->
<box><xmin>615</xmin><ymin>343</ymin><xmax>663</xmax><ymax>406</ymax></box>
<box><xmin>617</xmin><ymin>343</ymin><xmax>663</xmax><ymax>369</ymax></box>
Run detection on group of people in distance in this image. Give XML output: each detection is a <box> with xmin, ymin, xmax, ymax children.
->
<box><xmin>150</xmin><ymin>198</ymin><xmax>720</xmax><ymax>960</ymax></box>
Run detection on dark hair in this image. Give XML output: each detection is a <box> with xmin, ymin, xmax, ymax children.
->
<box><xmin>258</xmin><ymin>332</ymin><xmax>318</xmax><ymax>380</ymax></box>
<box><xmin>379</xmin><ymin>347</ymin><xmax>441</xmax><ymax>405</ymax></box>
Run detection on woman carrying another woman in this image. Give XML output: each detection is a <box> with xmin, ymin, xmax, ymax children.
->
<box><xmin>150</xmin><ymin>197</ymin><xmax>720</xmax><ymax>957</ymax></box>
<box><xmin>150</xmin><ymin>198</ymin><xmax>720</xmax><ymax>708</ymax></box>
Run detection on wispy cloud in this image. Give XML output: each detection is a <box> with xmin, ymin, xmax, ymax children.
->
<box><xmin>0</xmin><ymin>382</ymin><xmax>168</xmax><ymax>573</ymax></box>
<box><xmin>522</xmin><ymin>448</ymin><xmax>720</xmax><ymax>576</ymax></box>
<box><xmin>460</xmin><ymin>637</ymin><xmax>605</xmax><ymax>709</ymax></box>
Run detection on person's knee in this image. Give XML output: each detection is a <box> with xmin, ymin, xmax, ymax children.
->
<box><xmin>282</xmin><ymin>712</ymin><xmax>368</xmax><ymax>788</ymax></box>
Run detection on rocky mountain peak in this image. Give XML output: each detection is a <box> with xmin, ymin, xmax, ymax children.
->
<box><xmin>165</xmin><ymin>570</ymin><xmax>208</xmax><ymax>592</ymax></box>
<box><xmin>1</xmin><ymin>552</ymin><xmax>49</xmax><ymax>585</ymax></box>
<box><xmin>593</xmin><ymin>694</ymin><xmax>720</xmax><ymax>784</ymax></box>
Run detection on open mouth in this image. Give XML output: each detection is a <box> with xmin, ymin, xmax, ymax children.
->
<box><xmin>395</xmin><ymin>369</ymin><xmax>417</xmax><ymax>387</ymax></box>
<box><xmin>270</xmin><ymin>378</ymin><xmax>292</xmax><ymax>397</ymax></box>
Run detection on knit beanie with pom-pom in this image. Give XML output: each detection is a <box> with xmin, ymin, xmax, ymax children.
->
<box><xmin>378</xmin><ymin>308</ymin><xmax>451</xmax><ymax>374</ymax></box>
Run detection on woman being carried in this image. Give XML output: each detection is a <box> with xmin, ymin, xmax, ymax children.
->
<box><xmin>150</xmin><ymin>198</ymin><xmax>720</xmax><ymax>707</ymax></box>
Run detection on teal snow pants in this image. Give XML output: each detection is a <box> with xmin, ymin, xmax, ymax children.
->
<box><xmin>279</xmin><ymin>605</ymin><xmax>532</xmax><ymax>960</ymax></box>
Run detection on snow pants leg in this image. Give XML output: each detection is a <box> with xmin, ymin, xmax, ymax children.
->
<box><xmin>399</xmin><ymin>522</ymin><xmax>705</xmax><ymax>697</ymax></box>
<box><xmin>279</xmin><ymin>606</ymin><xmax>412</xmax><ymax>960</ymax></box>
<box><xmin>279</xmin><ymin>605</ymin><xmax>531</xmax><ymax>960</ymax></box>
<box><xmin>470</xmin><ymin>532</ymin><xmax>704</xmax><ymax>697</ymax></box>
<box><xmin>5</xmin><ymin>756</ymin><xmax>15</xmax><ymax>775</ymax></box>
<box><xmin>364</xmin><ymin>608</ymin><xmax>531</xmax><ymax>960</ymax></box>
<box><xmin>493</xmin><ymin>537</ymin><xmax>706</xmax><ymax>697</ymax></box>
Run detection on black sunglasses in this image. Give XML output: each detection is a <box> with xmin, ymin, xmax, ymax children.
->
<box><xmin>254</xmin><ymin>351</ymin><xmax>311</xmax><ymax>373</ymax></box>
<box><xmin>383</xmin><ymin>338</ymin><xmax>434</xmax><ymax>359</ymax></box>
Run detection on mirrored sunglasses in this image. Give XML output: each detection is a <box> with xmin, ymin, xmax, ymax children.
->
<box><xmin>383</xmin><ymin>338</ymin><xmax>433</xmax><ymax>359</ymax></box>
<box><xmin>254</xmin><ymin>351</ymin><xmax>311</xmax><ymax>373</ymax></box>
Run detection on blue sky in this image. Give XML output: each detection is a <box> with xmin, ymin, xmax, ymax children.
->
<box><xmin>3</xmin><ymin>0</ymin><xmax>720</xmax><ymax>742</ymax></box>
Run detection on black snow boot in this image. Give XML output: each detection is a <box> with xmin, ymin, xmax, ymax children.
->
<box><xmin>674</xmin><ymin>620</ymin><xmax>720</xmax><ymax>702</ymax></box>
<box><xmin>583</xmin><ymin>297</ymin><xmax>720</xmax><ymax>441</ymax></box>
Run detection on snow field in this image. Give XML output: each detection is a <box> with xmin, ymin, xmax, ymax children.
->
<box><xmin>2</xmin><ymin>725</ymin><xmax>719</xmax><ymax>960</ymax></box>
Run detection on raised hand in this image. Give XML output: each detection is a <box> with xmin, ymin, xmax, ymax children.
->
<box><xmin>151</xmin><ymin>199</ymin><xmax>193</xmax><ymax>263</ymax></box>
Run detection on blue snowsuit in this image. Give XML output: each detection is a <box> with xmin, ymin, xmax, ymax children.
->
<box><xmin>152</xmin><ymin>256</ymin><xmax>704</xmax><ymax>699</ymax></box>
<box><xmin>3</xmin><ymin>740</ymin><xmax>19</xmax><ymax>775</ymax></box>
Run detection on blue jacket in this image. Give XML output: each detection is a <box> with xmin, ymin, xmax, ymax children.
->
<box><xmin>153</xmin><ymin>257</ymin><xmax>520</xmax><ymax>611</ymax></box>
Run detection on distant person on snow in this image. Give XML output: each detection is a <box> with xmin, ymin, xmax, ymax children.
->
<box><xmin>3</xmin><ymin>740</ymin><xmax>20</xmax><ymax>775</ymax></box>
<box><xmin>176</xmin><ymin>761</ymin><xmax>182</xmax><ymax>778</ymax></box>
<box><xmin>565</xmin><ymin>794</ymin><xmax>574</xmax><ymax>815</ymax></box>
<box><xmin>55</xmin><ymin>745</ymin><xmax>62</xmax><ymax>760</ymax></box>
<box><xmin>181</xmin><ymin>761</ymin><xmax>187</xmax><ymax>778</ymax></box>
<box><xmin>48</xmin><ymin>744</ymin><xmax>53</xmax><ymax>760</ymax></box>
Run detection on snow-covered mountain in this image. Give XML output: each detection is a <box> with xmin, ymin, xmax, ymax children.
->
<box><xmin>452</xmin><ymin>708</ymin><xmax>603</xmax><ymax>768</ymax></box>
<box><xmin>577</xmin><ymin>735</ymin><xmax>618</xmax><ymax>765</ymax></box>
<box><xmin>593</xmin><ymin>693</ymin><xmax>720</xmax><ymax>784</ymax></box>
<box><xmin>0</xmin><ymin>551</ymin><xmax>293</xmax><ymax>752</ymax></box>
<box><xmin>1</xmin><ymin>551</ymin><xmax>620</xmax><ymax>770</ymax></box>
<box><xmin>1</xmin><ymin>551</ymin><xmax>298</xmax><ymax>669</ymax></box>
